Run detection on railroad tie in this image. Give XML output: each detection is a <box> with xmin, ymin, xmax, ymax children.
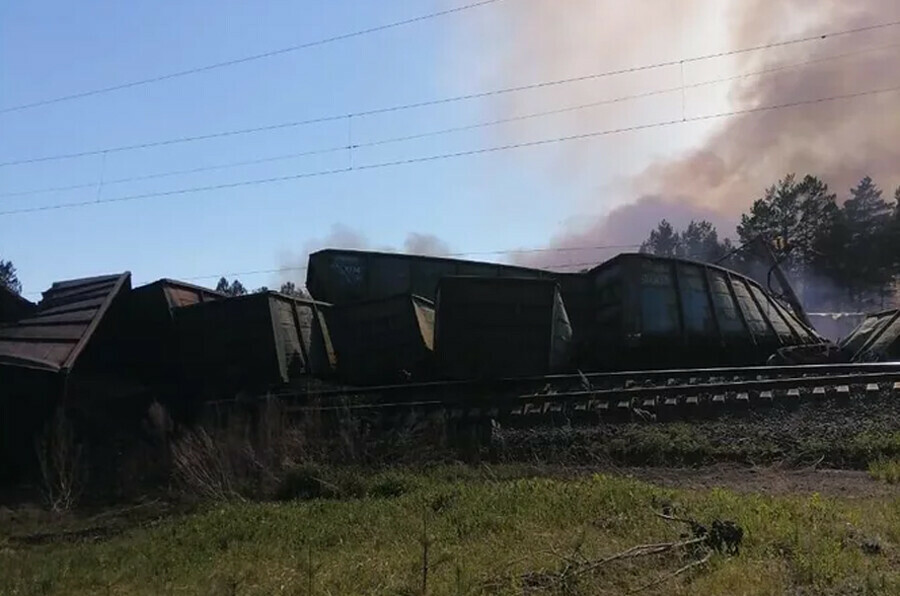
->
<box><xmin>663</xmin><ymin>396</ymin><xmax>679</xmax><ymax>407</ymax></box>
<box><xmin>523</xmin><ymin>403</ymin><xmax>542</xmax><ymax>415</ymax></box>
<box><xmin>685</xmin><ymin>395</ymin><xmax>699</xmax><ymax>406</ymax></box>
<box><xmin>735</xmin><ymin>392</ymin><xmax>749</xmax><ymax>404</ymax></box>
<box><xmin>893</xmin><ymin>381</ymin><xmax>900</xmax><ymax>393</ymax></box>
<box><xmin>786</xmin><ymin>388</ymin><xmax>800</xmax><ymax>399</ymax></box>
<box><xmin>835</xmin><ymin>385</ymin><xmax>850</xmax><ymax>397</ymax></box>
<box><xmin>712</xmin><ymin>394</ymin><xmax>726</xmax><ymax>404</ymax></box>
<box><xmin>865</xmin><ymin>383</ymin><xmax>880</xmax><ymax>395</ymax></box>
<box><xmin>812</xmin><ymin>386</ymin><xmax>826</xmax><ymax>397</ymax></box>
<box><xmin>759</xmin><ymin>390</ymin><xmax>774</xmax><ymax>402</ymax></box>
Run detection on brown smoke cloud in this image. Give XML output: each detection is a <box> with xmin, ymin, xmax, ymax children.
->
<box><xmin>465</xmin><ymin>1</ymin><xmax>900</xmax><ymax>269</ymax></box>
<box><xmin>402</xmin><ymin>233</ymin><xmax>452</xmax><ymax>257</ymax></box>
<box><xmin>640</xmin><ymin>0</ymin><xmax>900</xmax><ymax>211</ymax></box>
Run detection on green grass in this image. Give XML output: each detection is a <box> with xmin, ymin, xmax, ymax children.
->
<box><xmin>1</xmin><ymin>467</ymin><xmax>898</xmax><ymax>595</ymax></box>
<box><xmin>869</xmin><ymin>459</ymin><xmax>900</xmax><ymax>484</ymax></box>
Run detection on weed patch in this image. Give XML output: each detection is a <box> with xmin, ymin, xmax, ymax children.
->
<box><xmin>2</xmin><ymin>467</ymin><xmax>898</xmax><ymax>595</ymax></box>
<box><xmin>869</xmin><ymin>458</ymin><xmax>900</xmax><ymax>484</ymax></box>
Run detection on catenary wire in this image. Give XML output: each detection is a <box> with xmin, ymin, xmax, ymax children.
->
<box><xmin>0</xmin><ymin>0</ymin><xmax>509</xmax><ymax>115</ymax></box>
<box><xmin>18</xmin><ymin>248</ymin><xmax>640</xmax><ymax>296</ymax></box>
<box><xmin>1</xmin><ymin>18</ymin><xmax>898</xmax><ymax>168</ymax></box>
<box><xmin>3</xmin><ymin>83</ymin><xmax>898</xmax><ymax>217</ymax></box>
<box><xmin>5</xmin><ymin>39</ymin><xmax>895</xmax><ymax>200</ymax></box>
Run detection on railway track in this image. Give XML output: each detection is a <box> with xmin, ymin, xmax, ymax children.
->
<box><xmin>237</xmin><ymin>362</ymin><xmax>900</xmax><ymax>425</ymax></box>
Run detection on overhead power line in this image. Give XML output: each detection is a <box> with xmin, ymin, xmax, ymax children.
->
<box><xmin>4</xmin><ymin>40</ymin><xmax>896</xmax><ymax>200</ymax></box>
<box><xmin>0</xmin><ymin>0</ymin><xmax>508</xmax><ymax>115</ymax></box>
<box><xmin>1</xmin><ymin>18</ymin><xmax>898</xmax><ymax>168</ymax></box>
<box><xmin>175</xmin><ymin>246</ymin><xmax>641</xmax><ymax>283</ymax></box>
<box><xmin>20</xmin><ymin>245</ymin><xmax>642</xmax><ymax>295</ymax></box>
<box><xmin>3</xmin><ymin>83</ymin><xmax>898</xmax><ymax>217</ymax></box>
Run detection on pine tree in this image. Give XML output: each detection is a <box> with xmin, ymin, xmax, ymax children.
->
<box><xmin>840</xmin><ymin>177</ymin><xmax>893</xmax><ymax>305</ymax></box>
<box><xmin>215</xmin><ymin>277</ymin><xmax>247</xmax><ymax>297</ymax></box>
<box><xmin>680</xmin><ymin>220</ymin><xmax>729</xmax><ymax>262</ymax></box>
<box><xmin>639</xmin><ymin>220</ymin><xmax>680</xmax><ymax>257</ymax></box>
<box><xmin>0</xmin><ymin>259</ymin><xmax>22</xmax><ymax>295</ymax></box>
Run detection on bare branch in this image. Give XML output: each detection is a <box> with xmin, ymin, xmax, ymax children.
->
<box><xmin>628</xmin><ymin>550</ymin><xmax>713</xmax><ymax>594</ymax></box>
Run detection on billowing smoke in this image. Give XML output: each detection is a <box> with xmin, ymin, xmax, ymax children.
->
<box><xmin>278</xmin><ymin>225</ymin><xmax>452</xmax><ymax>287</ymax></box>
<box><xmin>639</xmin><ymin>0</ymin><xmax>900</xmax><ymax>212</ymax></box>
<box><xmin>463</xmin><ymin>1</ymin><xmax>900</xmax><ymax>268</ymax></box>
<box><xmin>515</xmin><ymin>196</ymin><xmax>737</xmax><ymax>270</ymax></box>
<box><xmin>402</xmin><ymin>233</ymin><xmax>452</xmax><ymax>257</ymax></box>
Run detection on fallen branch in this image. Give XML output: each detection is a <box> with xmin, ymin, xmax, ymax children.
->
<box><xmin>655</xmin><ymin>511</ymin><xmax>699</xmax><ymax>526</ymax></box>
<box><xmin>572</xmin><ymin>536</ymin><xmax>707</xmax><ymax>578</ymax></box>
<box><xmin>628</xmin><ymin>550</ymin><xmax>713</xmax><ymax>594</ymax></box>
<box><xmin>514</xmin><ymin>512</ymin><xmax>742</xmax><ymax>591</ymax></box>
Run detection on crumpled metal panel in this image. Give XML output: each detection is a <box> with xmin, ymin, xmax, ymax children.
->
<box><xmin>842</xmin><ymin>309</ymin><xmax>900</xmax><ymax>362</ymax></box>
<box><xmin>0</xmin><ymin>273</ymin><xmax>131</xmax><ymax>372</ymax></box>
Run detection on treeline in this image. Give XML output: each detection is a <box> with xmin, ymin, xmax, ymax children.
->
<box><xmin>214</xmin><ymin>277</ymin><xmax>308</xmax><ymax>298</ymax></box>
<box><xmin>640</xmin><ymin>175</ymin><xmax>900</xmax><ymax>311</ymax></box>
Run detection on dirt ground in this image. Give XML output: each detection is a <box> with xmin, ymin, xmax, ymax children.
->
<box><xmin>610</xmin><ymin>464</ymin><xmax>898</xmax><ymax>498</ymax></box>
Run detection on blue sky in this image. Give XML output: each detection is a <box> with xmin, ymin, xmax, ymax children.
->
<box><xmin>1</xmin><ymin>0</ymin><xmax>593</xmax><ymax>296</ymax></box>
<box><xmin>7</xmin><ymin>0</ymin><xmax>824</xmax><ymax>299</ymax></box>
<box><xmin>4</xmin><ymin>1</ymin><xmax>897</xmax><ymax>298</ymax></box>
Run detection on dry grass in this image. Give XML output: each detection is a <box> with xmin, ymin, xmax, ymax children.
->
<box><xmin>868</xmin><ymin>458</ymin><xmax>900</xmax><ymax>484</ymax></box>
<box><xmin>169</xmin><ymin>397</ymin><xmax>462</xmax><ymax>502</ymax></box>
<box><xmin>34</xmin><ymin>408</ymin><xmax>85</xmax><ymax>513</ymax></box>
<box><xmin>1</xmin><ymin>467</ymin><xmax>898</xmax><ymax>595</ymax></box>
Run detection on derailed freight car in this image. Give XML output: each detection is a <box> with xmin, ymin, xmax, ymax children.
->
<box><xmin>0</xmin><ymin>273</ymin><xmax>134</xmax><ymax>480</ymax></box>
<box><xmin>174</xmin><ymin>291</ymin><xmax>335</xmax><ymax>398</ymax></box>
<box><xmin>582</xmin><ymin>253</ymin><xmax>824</xmax><ymax>369</ymax></box>
<box><xmin>840</xmin><ymin>309</ymin><xmax>900</xmax><ymax>362</ymax></box>
<box><xmin>326</xmin><ymin>294</ymin><xmax>435</xmax><ymax>384</ymax></box>
<box><xmin>434</xmin><ymin>277</ymin><xmax>573</xmax><ymax>379</ymax></box>
<box><xmin>121</xmin><ymin>279</ymin><xmax>224</xmax><ymax>393</ymax></box>
<box><xmin>306</xmin><ymin>248</ymin><xmax>553</xmax><ymax>305</ymax></box>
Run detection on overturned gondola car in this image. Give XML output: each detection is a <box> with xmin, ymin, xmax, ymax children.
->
<box><xmin>173</xmin><ymin>291</ymin><xmax>335</xmax><ymax>399</ymax></box>
<box><xmin>0</xmin><ymin>273</ymin><xmax>134</xmax><ymax>479</ymax></box>
<box><xmin>306</xmin><ymin>250</ymin><xmax>828</xmax><ymax>380</ymax></box>
<box><xmin>434</xmin><ymin>277</ymin><xmax>573</xmax><ymax>379</ymax></box>
<box><xmin>840</xmin><ymin>309</ymin><xmax>900</xmax><ymax>362</ymax></box>
<box><xmin>120</xmin><ymin>279</ymin><xmax>224</xmax><ymax>394</ymax></box>
<box><xmin>326</xmin><ymin>294</ymin><xmax>435</xmax><ymax>384</ymax></box>
<box><xmin>306</xmin><ymin>248</ymin><xmax>553</xmax><ymax>305</ymax></box>
<box><xmin>580</xmin><ymin>253</ymin><xmax>825</xmax><ymax>370</ymax></box>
